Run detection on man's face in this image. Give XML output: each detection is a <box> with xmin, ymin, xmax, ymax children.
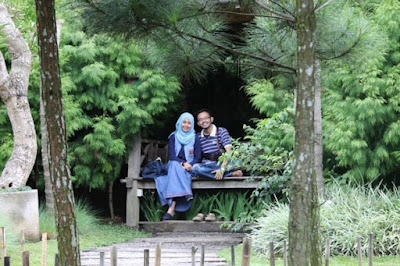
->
<box><xmin>197</xmin><ymin>111</ymin><xmax>213</xmax><ymax>129</ymax></box>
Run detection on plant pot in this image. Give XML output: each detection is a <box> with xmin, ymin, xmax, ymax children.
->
<box><xmin>0</xmin><ymin>189</ymin><xmax>40</xmax><ymax>241</ymax></box>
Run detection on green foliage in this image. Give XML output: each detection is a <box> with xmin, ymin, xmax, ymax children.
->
<box><xmin>59</xmin><ymin>6</ymin><xmax>181</xmax><ymax>189</ymax></box>
<box><xmin>222</xmin><ymin>109</ymin><xmax>293</xmax><ymax>204</ymax></box>
<box><xmin>39</xmin><ymin>199</ymin><xmax>99</xmax><ymax>238</ymax></box>
<box><xmin>250</xmin><ymin>182</ymin><xmax>400</xmax><ymax>257</ymax></box>
<box><xmin>140</xmin><ymin>191</ymin><xmax>164</xmax><ymax>222</ymax></box>
<box><xmin>323</xmin><ymin>0</ymin><xmax>400</xmax><ymax>182</ymax></box>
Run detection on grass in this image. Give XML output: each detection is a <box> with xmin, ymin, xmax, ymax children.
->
<box><xmin>4</xmin><ymin>201</ymin><xmax>149</xmax><ymax>265</ymax></box>
<box><xmin>6</xmin><ymin>223</ymin><xmax>149</xmax><ymax>265</ymax></box>
<box><xmin>219</xmin><ymin>244</ymin><xmax>400</xmax><ymax>265</ymax></box>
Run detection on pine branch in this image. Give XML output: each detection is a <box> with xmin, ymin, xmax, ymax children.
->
<box><xmin>255</xmin><ymin>0</ymin><xmax>295</xmax><ymax>22</ymax></box>
<box><xmin>178</xmin><ymin>30</ymin><xmax>296</xmax><ymax>72</ymax></box>
<box><xmin>315</xmin><ymin>0</ymin><xmax>335</xmax><ymax>13</ymax></box>
<box><xmin>216</xmin><ymin>60</ymin><xmax>295</xmax><ymax>74</ymax></box>
<box><xmin>203</xmin><ymin>10</ymin><xmax>290</xmax><ymax>22</ymax></box>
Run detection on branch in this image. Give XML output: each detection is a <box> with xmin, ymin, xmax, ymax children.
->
<box><xmin>179</xmin><ymin>31</ymin><xmax>296</xmax><ymax>72</ymax></box>
<box><xmin>315</xmin><ymin>0</ymin><xmax>335</xmax><ymax>13</ymax></box>
<box><xmin>216</xmin><ymin>60</ymin><xmax>295</xmax><ymax>75</ymax></box>
<box><xmin>269</xmin><ymin>0</ymin><xmax>295</xmax><ymax>18</ymax></box>
<box><xmin>255</xmin><ymin>0</ymin><xmax>295</xmax><ymax>22</ymax></box>
<box><xmin>204</xmin><ymin>10</ymin><xmax>290</xmax><ymax>22</ymax></box>
<box><xmin>0</xmin><ymin>4</ymin><xmax>32</xmax><ymax>87</ymax></box>
<box><xmin>318</xmin><ymin>33</ymin><xmax>362</xmax><ymax>61</ymax></box>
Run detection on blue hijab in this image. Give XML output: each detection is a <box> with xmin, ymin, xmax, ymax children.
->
<box><xmin>173</xmin><ymin>112</ymin><xmax>195</xmax><ymax>145</ymax></box>
<box><xmin>170</xmin><ymin>112</ymin><xmax>196</xmax><ymax>160</ymax></box>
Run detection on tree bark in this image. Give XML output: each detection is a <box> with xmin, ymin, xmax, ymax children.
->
<box><xmin>289</xmin><ymin>0</ymin><xmax>321</xmax><ymax>265</ymax></box>
<box><xmin>43</xmin><ymin>19</ymin><xmax>63</xmax><ymax>214</ymax></box>
<box><xmin>314</xmin><ymin>59</ymin><xmax>324</xmax><ymax>199</ymax></box>
<box><xmin>0</xmin><ymin>4</ymin><xmax>37</xmax><ymax>189</ymax></box>
<box><xmin>108</xmin><ymin>182</ymin><xmax>115</xmax><ymax>220</ymax></box>
<box><xmin>35</xmin><ymin>1</ymin><xmax>80</xmax><ymax>265</ymax></box>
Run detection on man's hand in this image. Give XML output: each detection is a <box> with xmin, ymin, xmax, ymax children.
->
<box><xmin>212</xmin><ymin>168</ymin><xmax>225</xmax><ymax>180</ymax></box>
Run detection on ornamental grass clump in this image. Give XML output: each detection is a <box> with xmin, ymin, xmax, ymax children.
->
<box><xmin>250</xmin><ymin>182</ymin><xmax>400</xmax><ymax>256</ymax></box>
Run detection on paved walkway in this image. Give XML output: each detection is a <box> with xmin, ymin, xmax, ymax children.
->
<box><xmin>81</xmin><ymin>232</ymin><xmax>244</xmax><ymax>265</ymax></box>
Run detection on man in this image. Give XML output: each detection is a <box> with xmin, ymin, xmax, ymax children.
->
<box><xmin>192</xmin><ymin>108</ymin><xmax>243</xmax><ymax>180</ymax></box>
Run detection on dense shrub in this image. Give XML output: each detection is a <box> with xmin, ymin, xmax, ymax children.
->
<box><xmin>250</xmin><ymin>182</ymin><xmax>400</xmax><ymax>256</ymax></box>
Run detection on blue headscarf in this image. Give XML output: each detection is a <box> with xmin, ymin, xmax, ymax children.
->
<box><xmin>173</xmin><ymin>112</ymin><xmax>195</xmax><ymax>145</ymax></box>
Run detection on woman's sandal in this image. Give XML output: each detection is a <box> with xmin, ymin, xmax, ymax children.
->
<box><xmin>161</xmin><ymin>213</ymin><xmax>174</xmax><ymax>221</ymax></box>
<box><xmin>205</xmin><ymin>213</ymin><xmax>216</xmax><ymax>222</ymax></box>
<box><xmin>192</xmin><ymin>213</ymin><xmax>204</xmax><ymax>222</ymax></box>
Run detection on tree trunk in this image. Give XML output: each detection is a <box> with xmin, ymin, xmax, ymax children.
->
<box><xmin>289</xmin><ymin>0</ymin><xmax>321</xmax><ymax>265</ymax></box>
<box><xmin>0</xmin><ymin>4</ymin><xmax>37</xmax><ymax>189</ymax></box>
<box><xmin>314</xmin><ymin>59</ymin><xmax>324</xmax><ymax>199</ymax></box>
<box><xmin>35</xmin><ymin>1</ymin><xmax>80</xmax><ymax>265</ymax></box>
<box><xmin>108</xmin><ymin>182</ymin><xmax>115</xmax><ymax>220</ymax></box>
<box><xmin>43</xmin><ymin>19</ymin><xmax>63</xmax><ymax>214</ymax></box>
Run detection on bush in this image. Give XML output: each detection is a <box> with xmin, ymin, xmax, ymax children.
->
<box><xmin>39</xmin><ymin>199</ymin><xmax>99</xmax><ymax>238</ymax></box>
<box><xmin>250</xmin><ymin>182</ymin><xmax>400</xmax><ymax>256</ymax></box>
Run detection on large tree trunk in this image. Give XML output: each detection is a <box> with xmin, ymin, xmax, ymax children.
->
<box><xmin>289</xmin><ymin>0</ymin><xmax>321</xmax><ymax>265</ymax></box>
<box><xmin>35</xmin><ymin>1</ymin><xmax>80</xmax><ymax>265</ymax></box>
<box><xmin>42</xmin><ymin>20</ymin><xmax>63</xmax><ymax>214</ymax></box>
<box><xmin>0</xmin><ymin>4</ymin><xmax>37</xmax><ymax>189</ymax></box>
<box><xmin>314</xmin><ymin>59</ymin><xmax>324</xmax><ymax>199</ymax></box>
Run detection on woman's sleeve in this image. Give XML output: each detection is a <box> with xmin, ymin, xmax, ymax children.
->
<box><xmin>190</xmin><ymin>134</ymin><xmax>202</xmax><ymax>165</ymax></box>
<box><xmin>168</xmin><ymin>134</ymin><xmax>185</xmax><ymax>163</ymax></box>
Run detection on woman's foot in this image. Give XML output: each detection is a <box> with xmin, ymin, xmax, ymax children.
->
<box><xmin>161</xmin><ymin>213</ymin><xmax>174</xmax><ymax>221</ymax></box>
<box><xmin>232</xmin><ymin>170</ymin><xmax>243</xmax><ymax>177</ymax></box>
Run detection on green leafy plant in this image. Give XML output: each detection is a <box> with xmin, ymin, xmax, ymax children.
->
<box><xmin>250</xmin><ymin>181</ymin><xmax>400</xmax><ymax>256</ymax></box>
<box><xmin>140</xmin><ymin>191</ymin><xmax>164</xmax><ymax>222</ymax></box>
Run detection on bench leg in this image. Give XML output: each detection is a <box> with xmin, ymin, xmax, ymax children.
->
<box><xmin>126</xmin><ymin>180</ymin><xmax>139</xmax><ymax>228</ymax></box>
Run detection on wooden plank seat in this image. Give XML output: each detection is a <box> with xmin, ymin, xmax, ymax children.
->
<box><xmin>121</xmin><ymin>176</ymin><xmax>262</xmax><ymax>190</ymax></box>
<box><xmin>123</xmin><ymin>136</ymin><xmax>262</xmax><ymax>227</ymax></box>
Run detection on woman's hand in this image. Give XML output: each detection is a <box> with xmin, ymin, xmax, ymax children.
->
<box><xmin>182</xmin><ymin>162</ymin><xmax>192</xmax><ymax>171</ymax></box>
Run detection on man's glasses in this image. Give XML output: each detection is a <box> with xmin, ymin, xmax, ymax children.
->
<box><xmin>198</xmin><ymin>116</ymin><xmax>211</xmax><ymax>122</ymax></box>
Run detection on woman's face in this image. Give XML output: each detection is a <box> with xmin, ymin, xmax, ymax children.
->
<box><xmin>181</xmin><ymin>118</ymin><xmax>192</xmax><ymax>132</ymax></box>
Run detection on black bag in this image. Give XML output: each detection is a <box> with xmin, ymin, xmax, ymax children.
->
<box><xmin>141</xmin><ymin>159</ymin><xmax>167</xmax><ymax>179</ymax></box>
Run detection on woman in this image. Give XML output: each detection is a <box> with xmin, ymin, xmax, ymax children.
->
<box><xmin>155</xmin><ymin>112</ymin><xmax>201</xmax><ymax>221</ymax></box>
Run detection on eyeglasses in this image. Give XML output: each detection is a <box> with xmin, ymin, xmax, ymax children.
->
<box><xmin>198</xmin><ymin>116</ymin><xmax>211</xmax><ymax>122</ymax></box>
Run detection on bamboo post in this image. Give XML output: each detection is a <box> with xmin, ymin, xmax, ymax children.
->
<box><xmin>54</xmin><ymin>254</ymin><xmax>58</xmax><ymax>266</ymax></box>
<box><xmin>100</xmin><ymin>251</ymin><xmax>105</xmax><ymax>266</ymax></box>
<box><xmin>200</xmin><ymin>244</ymin><xmax>205</xmax><ymax>266</ymax></box>
<box><xmin>1</xmin><ymin>227</ymin><xmax>6</xmax><ymax>263</ymax></box>
<box><xmin>241</xmin><ymin>237</ymin><xmax>252</xmax><ymax>266</ymax></box>
<box><xmin>231</xmin><ymin>245</ymin><xmax>235</xmax><ymax>266</ymax></box>
<box><xmin>42</xmin><ymin>233</ymin><xmax>47</xmax><ymax>266</ymax></box>
<box><xmin>22</xmin><ymin>251</ymin><xmax>30</xmax><ymax>266</ymax></box>
<box><xmin>111</xmin><ymin>246</ymin><xmax>117</xmax><ymax>266</ymax></box>
<box><xmin>269</xmin><ymin>242</ymin><xmax>275</xmax><ymax>266</ymax></box>
<box><xmin>155</xmin><ymin>243</ymin><xmax>161</xmax><ymax>266</ymax></box>
<box><xmin>144</xmin><ymin>249</ymin><xmax>149</xmax><ymax>266</ymax></box>
<box><xmin>357</xmin><ymin>237</ymin><xmax>362</xmax><ymax>266</ymax></box>
<box><xmin>283</xmin><ymin>240</ymin><xmax>287</xmax><ymax>266</ymax></box>
<box><xmin>191</xmin><ymin>246</ymin><xmax>197</xmax><ymax>266</ymax></box>
<box><xmin>4</xmin><ymin>256</ymin><xmax>10</xmax><ymax>266</ymax></box>
<box><xmin>368</xmin><ymin>233</ymin><xmax>373</xmax><ymax>266</ymax></box>
<box><xmin>21</xmin><ymin>230</ymin><xmax>25</xmax><ymax>252</ymax></box>
<box><xmin>325</xmin><ymin>239</ymin><xmax>330</xmax><ymax>266</ymax></box>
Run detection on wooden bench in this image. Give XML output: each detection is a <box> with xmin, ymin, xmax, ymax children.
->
<box><xmin>122</xmin><ymin>135</ymin><xmax>261</xmax><ymax>227</ymax></box>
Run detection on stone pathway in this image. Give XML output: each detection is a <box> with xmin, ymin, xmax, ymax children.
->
<box><xmin>81</xmin><ymin>232</ymin><xmax>244</xmax><ymax>265</ymax></box>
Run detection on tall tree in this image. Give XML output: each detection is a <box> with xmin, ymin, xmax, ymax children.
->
<box><xmin>35</xmin><ymin>0</ymin><xmax>80</xmax><ymax>264</ymax></box>
<box><xmin>289</xmin><ymin>0</ymin><xmax>320</xmax><ymax>264</ymax></box>
<box><xmin>0</xmin><ymin>4</ymin><xmax>37</xmax><ymax>188</ymax></box>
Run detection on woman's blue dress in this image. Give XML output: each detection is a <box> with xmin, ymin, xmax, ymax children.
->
<box><xmin>155</xmin><ymin>134</ymin><xmax>201</xmax><ymax>212</ymax></box>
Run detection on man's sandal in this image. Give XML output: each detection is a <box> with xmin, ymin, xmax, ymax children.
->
<box><xmin>205</xmin><ymin>213</ymin><xmax>216</xmax><ymax>222</ymax></box>
<box><xmin>192</xmin><ymin>213</ymin><xmax>204</xmax><ymax>222</ymax></box>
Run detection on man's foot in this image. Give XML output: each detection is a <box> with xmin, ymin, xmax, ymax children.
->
<box><xmin>192</xmin><ymin>213</ymin><xmax>204</xmax><ymax>222</ymax></box>
<box><xmin>232</xmin><ymin>170</ymin><xmax>243</xmax><ymax>177</ymax></box>
<box><xmin>205</xmin><ymin>213</ymin><xmax>216</xmax><ymax>222</ymax></box>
